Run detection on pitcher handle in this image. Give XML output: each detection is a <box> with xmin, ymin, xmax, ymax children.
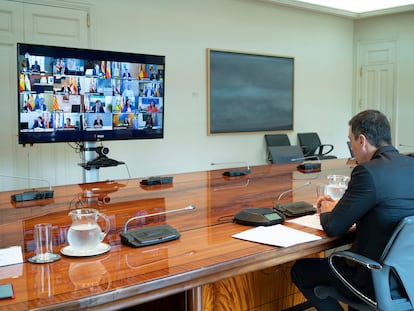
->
<box><xmin>97</xmin><ymin>212</ymin><xmax>111</xmax><ymax>242</ymax></box>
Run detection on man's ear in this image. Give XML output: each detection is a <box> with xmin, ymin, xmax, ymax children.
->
<box><xmin>358</xmin><ymin>134</ymin><xmax>365</xmax><ymax>145</ymax></box>
<box><xmin>359</xmin><ymin>134</ymin><xmax>368</xmax><ymax>150</ymax></box>
<box><xmin>359</xmin><ymin>134</ymin><xmax>376</xmax><ymax>153</ymax></box>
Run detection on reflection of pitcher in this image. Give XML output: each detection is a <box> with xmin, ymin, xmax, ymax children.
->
<box><xmin>325</xmin><ymin>175</ymin><xmax>350</xmax><ymax>200</ymax></box>
<box><xmin>67</xmin><ymin>209</ymin><xmax>110</xmax><ymax>251</ymax></box>
<box><xmin>69</xmin><ymin>260</ymin><xmax>111</xmax><ymax>292</ymax></box>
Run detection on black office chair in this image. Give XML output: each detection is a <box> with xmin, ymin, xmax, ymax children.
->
<box><xmin>265</xmin><ymin>134</ymin><xmax>291</xmax><ymax>163</ymax></box>
<box><xmin>314</xmin><ymin>215</ymin><xmax>414</xmax><ymax>311</ymax></box>
<box><xmin>265</xmin><ymin>134</ymin><xmax>291</xmax><ymax>147</ymax></box>
<box><xmin>267</xmin><ymin>145</ymin><xmax>304</xmax><ymax>164</ymax></box>
<box><xmin>297</xmin><ymin>132</ymin><xmax>337</xmax><ymax>160</ymax></box>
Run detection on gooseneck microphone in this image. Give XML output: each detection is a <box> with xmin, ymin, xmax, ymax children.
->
<box><xmin>1</xmin><ymin>174</ymin><xmax>54</xmax><ymax>202</ymax></box>
<box><xmin>290</xmin><ymin>156</ymin><xmax>320</xmax><ymax>162</ymax></box>
<box><xmin>276</xmin><ymin>181</ymin><xmax>311</xmax><ymax>207</ymax></box>
<box><xmin>123</xmin><ymin>205</ymin><xmax>196</xmax><ymax>233</ymax></box>
<box><xmin>211</xmin><ymin>162</ymin><xmax>251</xmax><ymax>177</ymax></box>
<box><xmin>274</xmin><ymin>181</ymin><xmax>316</xmax><ymax>217</ymax></box>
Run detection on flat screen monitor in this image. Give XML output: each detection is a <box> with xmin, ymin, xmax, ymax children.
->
<box><xmin>17</xmin><ymin>43</ymin><xmax>165</xmax><ymax>144</ymax></box>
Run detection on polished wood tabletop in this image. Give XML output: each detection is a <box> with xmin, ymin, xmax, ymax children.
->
<box><xmin>0</xmin><ymin>159</ymin><xmax>355</xmax><ymax>310</ymax></box>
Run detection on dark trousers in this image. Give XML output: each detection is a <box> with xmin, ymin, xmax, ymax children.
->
<box><xmin>291</xmin><ymin>257</ymin><xmax>360</xmax><ymax>311</ymax></box>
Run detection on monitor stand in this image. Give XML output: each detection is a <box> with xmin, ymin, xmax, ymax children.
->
<box><xmin>79</xmin><ymin>142</ymin><xmax>125</xmax><ymax>183</ymax></box>
<box><xmin>82</xmin><ymin>141</ymin><xmax>99</xmax><ymax>183</ymax></box>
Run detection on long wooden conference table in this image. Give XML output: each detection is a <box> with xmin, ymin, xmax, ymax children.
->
<box><xmin>0</xmin><ymin>159</ymin><xmax>355</xmax><ymax>311</ymax></box>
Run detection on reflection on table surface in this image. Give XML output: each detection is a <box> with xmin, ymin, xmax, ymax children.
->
<box><xmin>0</xmin><ymin>159</ymin><xmax>355</xmax><ymax>310</ymax></box>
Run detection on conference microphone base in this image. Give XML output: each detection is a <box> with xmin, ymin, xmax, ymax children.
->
<box><xmin>11</xmin><ymin>190</ymin><xmax>54</xmax><ymax>202</ymax></box>
<box><xmin>222</xmin><ymin>169</ymin><xmax>251</xmax><ymax>177</ymax></box>
<box><xmin>233</xmin><ymin>208</ymin><xmax>285</xmax><ymax>226</ymax></box>
<box><xmin>296</xmin><ymin>162</ymin><xmax>321</xmax><ymax>173</ymax></box>
<box><xmin>274</xmin><ymin>201</ymin><xmax>316</xmax><ymax>217</ymax></box>
<box><xmin>120</xmin><ymin>224</ymin><xmax>180</xmax><ymax>247</ymax></box>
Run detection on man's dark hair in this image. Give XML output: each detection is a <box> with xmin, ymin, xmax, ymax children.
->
<box><xmin>349</xmin><ymin>110</ymin><xmax>391</xmax><ymax>147</ymax></box>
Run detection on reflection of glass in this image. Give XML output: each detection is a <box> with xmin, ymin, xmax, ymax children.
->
<box><xmin>34</xmin><ymin>264</ymin><xmax>54</xmax><ymax>298</ymax></box>
<box><xmin>69</xmin><ymin>260</ymin><xmax>111</xmax><ymax>292</ymax></box>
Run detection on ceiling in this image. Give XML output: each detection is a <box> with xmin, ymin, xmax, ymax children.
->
<box><xmin>259</xmin><ymin>0</ymin><xmax>414</xmax><ymax>18</ymax></box>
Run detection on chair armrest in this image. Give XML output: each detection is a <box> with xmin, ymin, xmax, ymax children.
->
<box><xmin>318</xmin><ymin>144</ymin><xmax>334</xmax><ymax>156</ymax></box>
<box><xmin>328</xmin><ymin>250</ymin><xmax>381</xmax><ymax>308</ymax></box>
<box><xmin>301</xmin><ymin>145</ymin><xmax>313</xmax><ymax>157</ymax></box>
<box><xmin>330</xmin><ymin>250</ymin><xmax>382</xmax><ymax>271</ymax></box>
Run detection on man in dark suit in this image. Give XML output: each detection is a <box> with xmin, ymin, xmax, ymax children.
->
<box><xmin>31</xmin><ymin>60</ymin><xmax>41</xmax><ymax>72</ymax></box>
<box><xmin>92</xmin><ymin>100</ymin><xmax>105</xmax><ymax>113</ymax></box>
<box><xmin>291</xmin><ymin>110</ymin><xmax>414</xmax><ymax>311</ymax></box>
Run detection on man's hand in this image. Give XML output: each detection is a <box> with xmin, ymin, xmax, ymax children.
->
<box><xmin>316</xmin><ymin>195</ymin><xmax>337</xmax><ymax>214</ymax></box>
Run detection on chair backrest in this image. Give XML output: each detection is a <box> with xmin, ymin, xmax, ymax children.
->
<box><xmin>267</xmin><ymin>145</ymin><xmax>304</xmax><ymax>164</ymax></box>
<box><xmin>297</xmin><ymin>132</ymin><xmax>321</xmax><ymax>156</ymax></box>
<box><xmin>265</xmin><ymin>134</ymin><xmax>291</xmax><ymax>147</ymax></box>
<box><xmin>374</xmin><ymin>215</ymin><xmax>414</xmax><ymax>310</ymax></box>
<box><xmin>315</xmin><ymin>215</ymin><xmax>414</xmax><ymax>311</ymax></box>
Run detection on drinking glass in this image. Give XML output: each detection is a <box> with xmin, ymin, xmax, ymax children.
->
<box><xmin>28</xmin><ymin>223</ymin><xmax>61</xmax><ymax>264</ymax></box>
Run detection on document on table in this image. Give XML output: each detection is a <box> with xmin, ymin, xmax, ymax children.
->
<box><xmin>287</xmin><ymin>214</ymin><xmax>323</xmax><ymax>230</ymax></box>
<box><xmin>232</xmin><ymin>224</ymin><xmax>321</xmax><ymax>247</ymax></box>
<box><xmin>0</xmin><ymin>246</ymin><xmax>23</xmax><ymax>267</ymax></box>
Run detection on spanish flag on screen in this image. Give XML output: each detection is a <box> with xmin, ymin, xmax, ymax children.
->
<box><xmin>71</xmin><ymin>77</ymin><xmax>78</xmax><ymax>94</ymax></box>
<box><xmin>27</xmin><ymin>95</ymin><xmax>34</xmax><ymax>111</ymax></box>
<box><xmin>118</xmin><ymin>96</ymin><xmax>123</xmax><ymax>112</ymax></box>
<box><xmin>19</xmin><ymin>74</ymin><xmax>25</xmax><ymax>92</ymax></box>
<box><xmin>101</xmin><ymin>61</ymin><xmax>106</xmax><ymax>78</ymax></box>
<box><xmin>53</xmin><ymin>95</ymin><xmax>59</xmax><ymax>111</ymax></box>
<box><xmin>106</xmin><ymin>61</ymin><xmax>111</xmax><ymax>79</ymax></box>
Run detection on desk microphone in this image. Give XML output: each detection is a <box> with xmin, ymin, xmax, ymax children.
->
<box><xmin>291</xmin><ymin>156</ymin><xmax>321</xmax><ymax>173</ymax></box>
<box><xmin>120</xmin><ymin>205</ymin><xmax>196</xmax><ymax>248</ymax></box>
<box><xmin>274</xmin><ymin>181</ymin><xmax>316</xmax><ymax>217</ymax></box>
<box><xmin>0</xmin><ymin>174</ymin><xmax>54</xmax><ymax>202</ymax></box>
<box><xmin>211</xmin><ymin>162</ymin><xmax>251</xmax><ymax>176</ymax></box>
<box><xmin>123</xmin><ymin>205</ymin><xmax>196</xmax><ymax>233</ymax></box>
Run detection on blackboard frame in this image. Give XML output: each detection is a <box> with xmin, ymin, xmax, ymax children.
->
<box><xmin>207</xmin><ymin>49</ymin><xmax>294</xmax><ymax>135</ymax></box>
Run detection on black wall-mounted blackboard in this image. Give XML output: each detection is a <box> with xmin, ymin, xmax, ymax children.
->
<box><xmin>207</xmin><ymin>49</ymin><xmax>294</xmax><ymax>134</ymax></box>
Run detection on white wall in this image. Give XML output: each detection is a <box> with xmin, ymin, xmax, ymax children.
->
<box><xmin>7</xmin><ymin>0</ymin><xmax>409</xmax><ymax>189</ymax></box>
<box><xmin>354</xmin><ymin>11</ymin><xmax>414</xmax><ymax>152</ymax></box>
<box><xmin>87</xmin><ymin>0</ymin><xmax>354</xmax><ymax>181</ymax></box>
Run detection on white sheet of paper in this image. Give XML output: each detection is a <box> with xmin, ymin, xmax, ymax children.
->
<box><xmin>287</xmin><ymin>214</ymin><xmax>323</xmax><ymax>230</ymax></box>
<box><xmin>232</xmin><ymin>224</ymin><xmax>321</xmax><ymax>247</ymax></box>
<box><xmin>0</xmin><ymin>246</ymin><xmax>23</xmax><ymax>267</ymax></box>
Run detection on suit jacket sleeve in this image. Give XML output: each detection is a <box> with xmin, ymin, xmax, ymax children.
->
<box><xmin>320</xmin><ymin>165</ymin><xmax>376</xmax><ymax>236</ymax></box>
